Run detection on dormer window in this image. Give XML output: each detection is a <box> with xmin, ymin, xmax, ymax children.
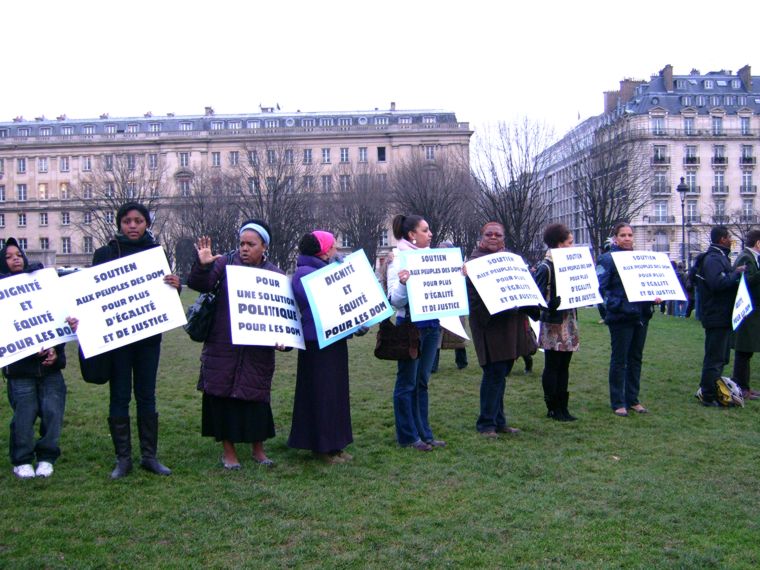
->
<box><xmin>211</xmin><ymin>121</ymin><xmax>224</xmax><ymax>130</ymax></box>
<box><xmin>40</xmin><ymin>127</ymin><xmax>52</xmax><ymax>136</ymax></box>
<box><xmin>732</xmin><ymin>79</ymin><xmax>741</xmax><ymax>89</ymax></box>
<box><xmin>676</xmin><ymin>79</ymin><xmax>687</xmax><ymax>90</ymax></box>
<box><xmin>704</xmin><ymin>80</ymin><xmax>714</xmax><ymax>89</ymax></box>
<box><xmin>399</xmin><ymin>117</ymin><xmax>413</xmax><ymax>125</ymax></box>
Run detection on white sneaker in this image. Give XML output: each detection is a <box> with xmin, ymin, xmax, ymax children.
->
<box><xmin>13</xmin><ymin>464</ymin><xmax>36</xmax><ymax>479</ymax></box>
<box><xmin>35</xmin><ymin>461</ymin><xmax>54</xmax><ymax>478</ymax></box>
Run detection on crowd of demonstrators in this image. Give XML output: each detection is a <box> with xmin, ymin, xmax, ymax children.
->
<box><xmin>466</xmin><ymin>222</ymin><xmax>535</xmax><ymax>438</ymax></box>
<box><xmin>187</xmin><ymin>221</ymin><xmax>284</xmax><ymax>469</ymax></box>
<box><xmin>694</xmin><ymin>226</ymin><xmax>747</xmax><ymax>406</ymax></box>
<box><xmin>387</xmin><ymin>214</ymin><xmax>445</xmax><ymax>452</ymax></box>
<box><xmin>288</xmin><ymin>231</ymin><xmax>356</xmax><ymax>464</ymax></box>
<box><xmin>9</xmin><ymin>201</ymin><xmax>760</xmax><ymax>479</ymax></box>
<box><xmin>92</xmin><ymin>203</ymin><xmax>181</xmax><ymax>479</ymax></box>
<box><xmin>534</xmin><ymin>224</ymin><xmax>580</xmax><ymax>422</ymax></box>
<box><xmin>597</xmin><ymin>223</ymin><xmax>657</xmax><ymax>417</ymax></box>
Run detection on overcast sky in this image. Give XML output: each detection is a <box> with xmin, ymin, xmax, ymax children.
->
<box><xmin>3</xmin><ymin>0</ymin><xmax>758</xmax><ymax>138</ymax></box>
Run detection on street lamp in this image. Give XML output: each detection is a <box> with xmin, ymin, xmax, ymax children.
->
<box><xmin>676</xmin><ymin>176</ymin><xmax>689</xmax><ymax>265</ymax></box>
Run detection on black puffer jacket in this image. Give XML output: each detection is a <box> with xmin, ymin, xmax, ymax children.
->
<box><xmin>697</xmin><ymin>243</ymin><xmax>742</xmax><ymax>328</ymax></box>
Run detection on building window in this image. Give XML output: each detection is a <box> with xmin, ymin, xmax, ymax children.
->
<box><xmin>301</xmin><ymin>119</ymin><xmax>315</xmax><ymax>128</ymax></box>
<box><xmin>0</xmin><ymin>129</ymin><xmax>6</xmax><ymax>138</ymax></box>
<box><xmin>714</xmin><ymin>171</ymin><xmax>726</xmax><ymax>192</ymax></box>
<box><xmin>322</xmin><ymin>148</ymin><xmax>331</xmax><ymax>164</ymax></box>
<box><xmin>303</xmin><ymin>148</ymin><xmax>312</xmax><ymax>165</ymax></box>
<box><xmin>229</xmin><ymin>151</ymin><xmax>239</xmax><ymax>166</ymax></box>
<box><xmin>265</xmin><ymin>119</ymin><xmax>278</xmax><ymax>129</ymax></box>
<box><xmin>741</xmin><ymin>117</ymin><xmax>751</xmax><ymax>136</ymax></box>
<box><xmin>654</xmin><ymin>201</ymin><xmax>668</xmax><ymax>221</ymax></box>
<box><xmin>359</xmin><ymin>147</ymin><xmax>368</xmax><ymax>163</ymax></box>
<box><xmin>247</xmin><ymin>120</ymin><xmax>260</xmax><ymax>129</ymax></box>
<box><xmin>38</xmin><ymin>157</ymin><xmax>49</xmax><ymax>173</ymax></box>
<box><xmin>377</xmin><ymin>147</ymin><xmax>386</xmax><ymax>162</ymax></box>
<box><xmin>685</xmin><ymin>145</ymin><xmax>698</xmax><ymax>163</ymax></box>
<box><xmin>704</xmin><ymin>80</ymin><xmax>714</xmax><ymax>89</ymax></box>
<box><xmin>18</xmin><ymin>238</ymin><xmax>27</xmax><ymax>250</ymax></box>
<box><xmin>42</xmin><ymin>127</ymin><xmax>54</xmax><ymax>136</ymax></box>
<box><xmin>425</xmin><ymin>145</ymin><xmax>435</xmax><ymax>160</ymax></box>
<box><xmin>61</xmin><ymin>237</ymin><xmax>71</xmax><ymax>254</ymax></box>
<box><xmin>341</xmin><ymin>234</ymin><xmax>352</xmax><ymax>248</ymax></box>
<box><xmin>399</xmin><ymin>117</ymin><xmax>413</xmax><ymax>125</ymax></box>
<box><xmin>211</xmin><ymin>121</ymin><xmax>224</xmax><ymax>131</ymax></box>
<box><xmin>60</xmin><ymin>126</ymin><xmax>73</xmax><ymax>136</ymax></box>
<box><xmin>338</xmin><ymin>118</ymin><xmax>352</xmax><ymax>127</ymax></box>
<box><xmin>18</xmin><ymin>213</ymin><xmax>27</xmax><ymax>227</ymax></box>
<box><xmin>267</xmin><ymin>149</ymin><xmax>276</xmax><ymax>165</ymax></box>
<box><xmin>686</xmin><ymin>171</ymin><xmax>698</xmax><ymax>191</ymax></box>
<box><xmin>303</xmin><ymin>176</ymin><xmax>314</xmax><ymax>190</ymax></box>
<box><xmin>149</xmin><ymin>153</ymin><xmax>158</xmax><ymax>170</ymax></box>
<box><xmin>150</xmin><ymin>185</ymin><xmax>159</xmax><ymax>197</ymax></box>
<box><xmin>18</xmin><ymin>128</ymin><xmax>29</xmax><ymax>137</ymax></box>
<box><xmin>105</xmin><ymin>124</ymin><xmax>117</xmax><ymax>134</ymax></box>
<box><xmin>654</xmin><ymin>231</ymin><xmax>669</xmax><ymax>252</ymax></box>
<box><xmin>375</xmin><ymin>117</ymin><xmax>389</xmax><ymax>126</ymax></box>
<box><xmin>340</xmin><ymin>148</ymin><xmax>349</xmax><ymax>163</ymax></box>
<box><xmin>339</xmin><ymin>175</ymin><xmax>350</xmax><ymax>192</ymax></box>
<box><xmin>17</xmin><ymin>157</ymin><xmax>27</xmax><ymax>174</ymax></box>
<box><xmin>39</xmin><ymin>212</ymin><xmax>48</xmax><ymax>226</ymax></box>
<box><xmin>321</xmin><ymin>175</ymin><xmax>332</xmax><ymax>193</ymax></box>
<box><xmin>60</xmin><ymin>183</ymin><xmax>70</xmax><ymax>200</ymax></box>
<box><xmin>84</xmin><ymin>236</ymin><xmax>94</xmax><ymax>254</ymax></box>
<box><xmin>179</xmin><ymin>152</ymin><xmax>189</xmax><ymax>167</ymax></box>
<box><xmin>285</xmin><ymin>176</ymin><xmax>294</xmax><ymax>193</ymax></box>
<box><xmin>38</xmin><ymin>183</ymin><xmax>48</xmax><ymax>200</ymax></box>
<box><xmin>653</xmin><ymin>172</ymin><xmax>669</xmax><ymax>192</ymax></box>
<box><xmin>686</xmin><ymin>200</ymin><xmax>698</xmax><ymax>222</ymax></box>
<box><xmin>180</xmin><ymin>122</ymin><xmax>193</xmax><ymax>131</ymax></box>
<box><xmin>378</xmin><ymin>230</ymin><xmax>388</xmax><ymax>247</ymax></box>
<box><xmin>83</xmin><ymin>184</ymin><xmax>93</xmax><ymax>199</ymax></box>
<box><xmin>40</xmin><ymin>237</ymin><xmax>49</xmax><ymax>250</ymax></box>
<box><xmin>713</xmin><ymin>145</ymin><xmax>726</xmax><ymax>164</ymax></box>
<box><xmin>712</xmin><ymin>116</ymin><xmax>724</xmax><ymax>136</ymax></box>
<box><xmin>0</xmin><ymin>185</ymin><xmax>4</xmax><ymax>202</ymax></box>
<box><xmin>17</xmin><ymin>184</ymin><xmax>27</xmax><ymax>201</ymax></box>
<box><xmin>126</xmin><ymin>183</ymin><xmax>136</xmax><ymax>199</ymax></box>
<box><xmin>320</xmin><ymin>118</ymin><xmax>334</xmax><ymax>127</ymax></box>
<box><xmin>680</xmin><ymin>96</ymin><xmax>691</xmax><ymax>106</ymax></box>
<box><xmin>248</xmin><ymin>151</ymin><xmax>259</xmax><ymax>165</ymax></box>
<box><xmin>284</xmin><ymin>149</ymin><xmax>294</xmax><ymax>165</ymax></box>
<box><xmin>742</xmin><ymin>198</ymin><xmax>754</xmax><ymax>218</ymax></box>
<box><xmin>0</xmin><ymin>213</ymin><xmax>4</xmax><ymax>228</ymax></box>
<box><xmin>105</xmin><ymin>212</ymin><xmax>114</xmax><ymax>225</ymax></box>
<box><xmin>651</xmin><ymin>117</ymin><xmax>665</xmax><ymax>135</ymax></box>
<box><xmin>82</xmin><ymin>156</ymin><xmax>92</xmax><ymax>171</ymax></box>
<box><xmin>126</xmin><ymin>154</ymin><xmax>136</xmax><ymax>171</ymax></box>
<box><xmin>83</xmin><ymin>125</ymin><xmax>94</xmax><ymax>135</ymax></box>
<box><xmin>61</xmin><ymin>211</ymin><xmax>71</xmax><ymax>225</ymax></box>
<box><xmin>179</xmin><ymin>180</ymin><xmax>191</xmax><ymax>197</ymax></box>
<box><xmin>422</xmin><ymin>116</ymin><xmax>437</xmax><ymax>124</ymax></box>
<box><xmin>105</xmin><ymin>182</ymin><xmax>115</xmax><ymax>198</ymax></box>
<box><xmin>149</xmin><ymin>123</ymin><xmax>161</xmax><ymax>133</ymax></box>
<box><xmin>83</xmin><ymin>211</ymin><xmax>92</xmax><ymax>224</ymax></box>
<box><xmin>127</xmin><ymin>124</ymin><xmax>139</xmax><ymax>133</ymax></box>
<box><xmin>60</xmin><ymin>156</ymin><xmax>70</xmax><ymax>172</ymax></box>
<box><xmin>741</xmin><ymin>145</ymin><xmax>754</xmax><ymax>163</ymax></box>
<box><xmin>104</xmin><ymin>154</ymin><xmax>113</xmax><ymax>171</ymax></box>
<box><xmin>0</xmin><ymin>158</ymin><xmax>3</xmax><ymax>173</ymax></box>
<box><xmin>732</xmin><ymin>79</ymin><xmax>741</xmax><ymax>89</ymax></box>
<box><xmin>212</xmin><ymin>152</ymin><xmax>221</xmax><ymax>167</ymax></box>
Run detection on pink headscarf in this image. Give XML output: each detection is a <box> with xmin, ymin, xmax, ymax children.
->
<box><xmin>312</xmin><ymin>230</ymin><xmax>335</xmax><ymax>257</ymax></box>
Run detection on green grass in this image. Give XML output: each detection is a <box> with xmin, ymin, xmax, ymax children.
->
<box><xmin>2</xmin><ymin>295</ymin><xmax>760</xmax><ymax>569</ymax></box>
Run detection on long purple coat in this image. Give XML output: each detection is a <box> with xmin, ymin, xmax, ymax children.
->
<box><xmin>187</xmin><ymin>253</ymin><xmax>282</xmax><ymax>403</ymax></box>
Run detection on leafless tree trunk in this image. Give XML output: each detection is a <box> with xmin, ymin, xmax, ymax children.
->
<box><xmin>472</xmin><ymin>118</ymin><xmax>555</xmax><ymax>264</ymax></box>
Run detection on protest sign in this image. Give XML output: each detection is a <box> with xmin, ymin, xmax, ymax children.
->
<box><xmin>732</xmin><ymin>274</ymin><xmax>753</xmax><ymax>331</ymax></box>
<box><xmin>610</xmin><ymin>251</ymin><xmax>686</xmax><ymax>302</ymax></box>
<box><xmin>0</xmin><ymin>268</ymin><xmax>78</xmax><ymax>368</ymax></box>
<box><xmin>551</xmin><ymin>246</ymin><xmax>603</xmax><ymax>309</ymax></box>
<box><xmin>465</xmin><ymin>251</ymin><xmax>546</xmax><ymax>314</ymax></box>
<box><xmin>401</xmin><ymin>248</ymin><xmax>469</xmax><ymax>321</ymax></box>
<box><xmin>65</xmin><ymin>247</ymin><xmax>187</xmax><ymax>357</ymax></box>
<box><xmin>226</xmin><ymin>265</ymin><xmax>305</xmax><ymax>349</ymax></box>
<box><xmin>300</xmin><ymin>249</ymin><xmax>393</xmax><ymax>348</ymax></box>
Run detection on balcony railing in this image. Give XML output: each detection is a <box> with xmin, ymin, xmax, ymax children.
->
<box><xmin>711</xmin><ymin>156</ymin><xmax>727</xmax><ymax>165</ymax></box>
<box><xmin>685</xmin><ymin>185</ymin><xmax>701</xmax><ymax>194</ymax></box>
<box><xmin>740</xmin><ymin>156</ymin><xmax>757</xmax><ymax>165</ymax></box>
<box><xmin>685</xmin><ymin>215</ymin><xmax>702</xmax><ymax>224</ymax></box>
<box><xmin>713</xmin><ymin>215</ymin><xmax>729</xmax><ymax>224</ymax></box>
<box><xmin>683</xmin><ymin>156</ymin><xmax>700</xmax><ymax>165</ymax></box>
<box><xmin>644</xmin><ymin>215</ymin><xmax>676</xmax><ymax>224</ymax></box>
<box><xmin>651</xmin><ymin>156</ymin><xmax>671</xmax><ymax>165</ymax></box>
<box><xmin>712</xmin><ymin>185</ymin><xmax>729</xmax><ymax>194</ymax></box>
<box><xmin>651</xmin><ymin>185</ymin><xmax>671</xmax><ymax>195</ymax></box>
<box><xmin>740</xmin><ymin>215</ymin><xmax>760</xmax><ymax>224</ymax></box>
<box><xmin>652</xmin><ymin>244</ymin><xmax>671</xmax><ymax>252</ymax></box>
<box><xmin>740</xmin><ymin>185</ymin><xmax>757</xmax><ymax>194</ymax></box>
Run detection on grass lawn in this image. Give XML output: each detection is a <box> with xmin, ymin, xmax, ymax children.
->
<box><xmin>1</xmin><ymin>296</ymin><xmax>759</xmax><ymax>569</ymax></box>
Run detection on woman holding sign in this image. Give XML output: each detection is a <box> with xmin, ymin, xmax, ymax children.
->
<box><xmin>92</xmin><ymin>202</ymin><xmax>180</xmax><ymax>478</ymax></box>
<box><xmin>188</xmin><ymin>220</ymin><xmax>284</xmax><ymax>469</ymax></box>
<box><xmin>597</xmin><ymin>222</ymin><xmax>654</xmax><ymax>417</ymax></box>
<box><xmin>388</xmin><ymin>214</ymin><xmax>445</xmax><ymax>451</ymax></box>
<box><xmin>534</xmin><ymin>224</ymin><xmax>580</xmax><ymax>421</ymax></box>
<box><xmin>288</xmin><ymin>231</ymin><xmax>354</xmax><ymax>464</ymax></box>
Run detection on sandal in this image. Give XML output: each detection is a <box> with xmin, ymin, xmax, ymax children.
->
<box><xmin>613</xmin><ymin>408</ymin><xmax>629</xmax><ymax>417</ymax></box>
<box><xmin>631</xmin><ymin>404</ymin><xmax>649</xmax><ymax>414</ymax></box>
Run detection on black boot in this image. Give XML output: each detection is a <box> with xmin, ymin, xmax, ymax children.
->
<box><xmin>560</xmin><ymin>392</ymin><xmax>577</xmax><ymax>422</ymax></box>
<box><xmin>137</xmin><ymin>412</ymin><xmax>172</xmax><ymax>476</ymax></box>
<box><xmin>108</xmin><ymin>416</ymin><xmax>133</xmax><ymax>479</ymax></box>
<box><xmin>546</xmin><ymin>395</ymin><xmax>562</xmax><ymax>420</ymax></box>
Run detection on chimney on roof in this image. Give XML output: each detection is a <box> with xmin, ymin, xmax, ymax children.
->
<box><xmin>100</xmin><ymin>113</ymin><xmax>109</xmax><ymax>119</ymax></box>
<box><xmin>660</xmin><ymin>64</ymin><xmax>674</xmax><ymax>92</ymax></box>
<box><xmin>205</xmin><ymin>106</ymin><xmax>214</xmax><ymax>116</ymax></box>
<box><xmin>690</xmin><ymin>68</ymin><xmax>700</xmax><ymax>75</ymax></box>
<box><xmin>34</xmin><ymin>116</ymin><xmax>45</xmax><ymax>122</ymax></box>
<box><xmin>390</xmin><ymin>102</ymin><xmax>396</xmax><ymax>111</ymax></box>
<box><xmin>144</xmin><ymin>111</ymin><xmax>152</xmax><ymax>117</ymax></box>
<box><xmin>738</xmin><ymin>65</ymin><xmax>752</xmax><ymax>91</ymax></box>
<box><xmin>167</xmin><ymin>112</ymin><xmax>174</xmax><ymax>117</ymax></box>
<box><xmin>604</xmin><ymin>91</ymin><xmax>620</xmax><ymax>114</ymax></box>
<box><xmin>619</xmin><ymin>79</ymin><xmax>643</xmax><ymax>105</ymax></box>
<box><xmin>13</xmin><ymin>116</ymin><xmax>24</xmax><ymax>123</ymax></box>
<box><xmin>56</xmin><ymin>114</ymin><xmax>66</xmax><ymax>121</ymax></box>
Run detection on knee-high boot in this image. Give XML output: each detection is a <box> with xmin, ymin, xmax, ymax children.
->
<box><xmin>137</xmin><ymin>412</ymin><xmax>172</xmax><ymax>476</ymax></box>
<box><xmin>108</xmin><ymin>416</ymin><xmax>133</xmax><ymax>479</ymax></box>
<box><xmin>560</xmin><ymin>391</ymin><xmax>577</xmax><ymax>422</ymax></box>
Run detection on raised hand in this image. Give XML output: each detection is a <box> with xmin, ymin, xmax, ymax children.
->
<box><xmin>196</xmin><ymin>236</ymin><xmax>222</xmax><ymax>266</ymax></box>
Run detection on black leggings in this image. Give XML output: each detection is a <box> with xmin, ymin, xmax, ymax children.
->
<box><xmin>541</xmin><ymin>350</ymin><xmax>573</xmax><ymax>398</ymax></box>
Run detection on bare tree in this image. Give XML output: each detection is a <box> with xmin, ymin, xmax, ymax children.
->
<box><xmin>472</xmin><ymin>118</ymin><xmax>555</xmax><ymax>263</ymax></box>
<box><xmin>447</xmin><ymin>173</ymin><xmax>481</xmax><ymax>259</ymax></box>
<box><xmin>390</xmin><ymin>148</ymin><xmax>472</xmax><ymax>246</ymax></box>
<box><xmin>72</xmin><ymin>152</ymin><xmax>170</xmax><ymax>249</ymax></box>
<box><xmin>725</xmin><ymin>208</ymin><xmax>758</xmax><ymax>249</ymax></box>
<box><xmin>566</xmin><ymin>119</ymin><xmax>653</xmax><ymax>257</ymax></box>
<box><xmin>234</xmin><ymin>142</ymin><xmax>320</xmax><ymax>271</ymax></box>
<box><xmin>329</xmin><ymin>164</ymin><xmax>391</xmax><ymax>267</ymax></box>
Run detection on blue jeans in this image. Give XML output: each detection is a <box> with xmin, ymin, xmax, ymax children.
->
<box><xmin>476</xmin><ymin>360</ymin><xmax>514</xmax><ymax>432</ymax></box>
<box><xmin>393</xmin><ymin>326</ymin><xmax>440</xmax><ymax>445</ymax></box>
<box><xmin>700</xmin><ymin>327</ymin><xmax>732</xmax><ymax>399</ymax></box>
<box><xmin>109</xmin><ymin>336</ymin><xmax>161</xmax><ymax>417</ymax></box>
<box><xmin>7</xmin><ymin>371</ymin><xmax>67</xmax><ymax>465</ymax></box>
<box><xmin>608</xmin><ymin>321</ymin><xmax>649</xmax><ymax>409</ymax></box>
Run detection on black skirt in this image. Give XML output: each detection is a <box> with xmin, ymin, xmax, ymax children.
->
<box><xmin>201</xmin><ymin>394</ymin><xmax>275</xmax><ymax>443</ymax></box>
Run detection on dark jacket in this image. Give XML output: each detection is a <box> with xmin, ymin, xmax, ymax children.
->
<box><xmin>698</xmin><ymin>243</ymin><xmax>742</xmax><ymax>329</ymax></box>
<box><xmin>533</xmin><ymin>258</ymin><xmax>575</xmax><ymax>325</ymax></box>
<box><xmin>466</xmin><ymin>246</ymin><xmax>537</xmax><ymax>366</ymax></box>
<box><xmin>187</xmin><ymin>252</ymin><xmax>282</xmax><ymax>402</ymax></box>
<box><xmin>733</xmin><ymin>248</ymin><xmax>760</xmax><ymax>352</ymax></box>
<box><xmin>291</xmin><ymin>254</ymin><xmax>326</xmax><ymax>343</ymax></box>
<box><xmin>597</xmin><ymin>245</ymin><xmax>654</xmax><ymax>326</ymax></box>
<box><xmin>1</xmin><ymin>240</ymin><xmax>66</xmax><ymax>379</ymax></box>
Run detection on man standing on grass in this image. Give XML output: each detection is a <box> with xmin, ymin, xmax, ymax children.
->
<box><xmin>731</xmin><ymin>229</ymin><xmax>760</xmax><ymax>401</ymax></box>
<box><xmin>695</xmin><ymin>226</ymin><xmax>745</xmax><ymax>406</ymax></box>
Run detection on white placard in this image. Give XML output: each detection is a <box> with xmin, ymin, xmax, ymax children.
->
<box><xmin>0</xmin><ymin>268</ymin><xmax>78</xmax><ymax>368</ymax></box>
<box><xmin>610</xmin><ymin>251</ymin><xmax>687</xmax><ymax>302</ymax></box>
<box><xmin>551</xmin><ymin>247</ymin><xmax>603</xmax><ymax>309</ymax></box>
<box><xmin>732</xmin><ymin>274</ymin><xmax>753</xmax><ymax>331</ymax></box>
<box><xmin>401</xmin><ymin>248</ymin><xmax>469</xmax><ymax>321</ymax></box>
<box><xmin>66</xmin><ymin>247</ymin><xmax>187</xmax><ymax>357</ymax></box>
<box><xmin>300</xmin><ymin>249</ymin><xmax>394</xmax><ymax>348</ymax></box>
<box><xmin>226</xmin><ymin>265</ymin><xmax>305</xmax><ymax>349</ymax></box>
<box><xmin>465</xmin><ymin>251</ymin><xmax>547</xmax><ymax>314</ymax></box>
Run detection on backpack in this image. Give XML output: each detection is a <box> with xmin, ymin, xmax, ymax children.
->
<box><xmin>695</xmin><ymin>377</ymin><xmax>745</xmax><ymax>407</ymax></box>
<box><xmin>686</xmin><ymin>251</ymin><xmax>707</xmax><ymax>294</ymax></box>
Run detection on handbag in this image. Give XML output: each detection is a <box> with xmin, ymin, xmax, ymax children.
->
<box><xmin>183</xmin><ymin>252</ymin><xmax>235</xmax><ymax>342</ymax></box>
<box><xmin>374</xmin><ymin>317</ymin><xmax>421</xmax><ymax>361</ymax></box>
<box><xmin>78</xmin><ymin>346</ymin><xmax>112</xmax><ymax>385</ymax></box>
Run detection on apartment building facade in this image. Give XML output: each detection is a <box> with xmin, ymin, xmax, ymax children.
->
<box><xmin>0</xmin><ymin>104</ymin><xmax>472</xmax><ymax>267</ymax></box>
<box><xmin>542</xmin><ymin>65</ymin><xmax>759</xmax><ymax>262</ymax></box>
